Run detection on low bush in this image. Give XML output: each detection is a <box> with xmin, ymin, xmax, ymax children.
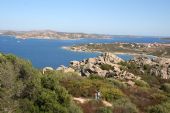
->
<box><xmin>151</xmin><ymin>93</ymin><xmax>167</xmax><ymax>102</ymax></box>
<box><xmin>89</xmin><ymin>74</ymin><xmax>105</xmax><ymax>80</ymax></box>
<box><xmin>160</xmin><ymin>83</ymin><xmax>170</xmax><ymax>93</ymax></box>
<box><xmin>100</xmin><ymin>64</ymin><xmax>114</xmax><ymax>71</ymax></box>
<box><xmin>118</xmin><ymin>61</ymin><xmax>128</xmax><ymax>67</ymax></box>
<box><xmin>0</xmin><ymin>54</ymin><xmax>83</xmax><ymax>113</ymax></box>
<box><xmin>60</xmin><ymin>74</ymin><xmax>125</xmax><ymax>102</ymax></box>
<box><xmin>147</xmin><ymin>100</ymin><xmax>170</xmax><ymax>113</ymax></box>
<box><xmin>112</xmin><ymin>98</ymin><xmax>139</xmax><ymax>113</ymax></box>
<box><xmin>134</xmin><ymin>80</ymin><xmax>150</xmax><ymax>87</ymax></box>
<box><xmin>107</xmin><ymin>78</ymin><xmax>127</xmax><ymax>89</ymax></box>
<box><xmin>100</xmin><ymin>87</ymin><xmax>124</xmax><ymax>101</ymax></box>
<box><xmin>96</xmin><ymin>107</ymin><xmax>112</xmax><ymax>113</ymax></box>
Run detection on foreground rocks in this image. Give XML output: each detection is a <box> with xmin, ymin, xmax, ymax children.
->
<box><xmin>43</xmin><ymin>52</ymin><xmax>170</xmax><ymax>82</ymax></box>
<box><xmin>57</xmin><ymin>52</ymin><xmax>140</xmax><ymax>82</ymax></box>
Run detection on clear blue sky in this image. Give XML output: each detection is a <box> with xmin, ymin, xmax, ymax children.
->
<box><xmin>0</xmin><ymin>0</ymin><xmax>170</xmax><ymax>36</ymax></box>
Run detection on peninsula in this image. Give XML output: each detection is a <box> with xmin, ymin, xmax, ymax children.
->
<box><xmin>64</xmin><ymin>42</ymin><xmax>170</xmax><ymax>58</ymax></box>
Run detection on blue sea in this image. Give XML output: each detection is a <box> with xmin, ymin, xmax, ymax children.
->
<box><xmin>0</xmin><ymin>35</ymin><xmax>169</xmax><ymax>68</ymax></box>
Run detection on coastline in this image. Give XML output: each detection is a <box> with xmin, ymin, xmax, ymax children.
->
<box><xmin>15</xmin><ymin>36</ymin><xmax>84</xmax><ymax>40</ymax></box>
<box><xmin>61</xmin><ymin>42</ymin><xmax>170</xmax><ymax>58</ymax></box>
<box><xmin>1</xmin><ymin>34</ymin><xmax>84</xmax><ymax>40</ymax></box>
<box><xmin>61</xmin><ymin>46</ymin><xmax>155</xmax><ymax>58</ymax></box>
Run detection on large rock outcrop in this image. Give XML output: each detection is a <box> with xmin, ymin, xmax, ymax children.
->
<box><xmin>130</xmin><ymin>56</ymin><xmax>170</xmax><ymax>79</ymax></box>
<box><xmin>57</xmin><ymin>52</ymin><xmax>139</xmax><ymax>81</ymax></box>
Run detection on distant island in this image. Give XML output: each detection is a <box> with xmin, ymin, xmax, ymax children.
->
<box><xmin>0</xmin><ymin>30</ymin><xmax>156</xmax><ymax>40</ymax></box>
<box><xmin>0</xmin><ymin>30</ymin><xmax>113</xmax><ymax>40</ymax></box>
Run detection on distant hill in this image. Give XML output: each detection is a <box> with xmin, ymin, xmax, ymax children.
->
<box><xmin>1</xmin><ymin>30</ymin><xmax>150</xmax><ymax>40</ymax></box>
<box><xmin>2</xmin><ymin>30</ymin><xmax>113</xmax><ymax>40</ymax></box>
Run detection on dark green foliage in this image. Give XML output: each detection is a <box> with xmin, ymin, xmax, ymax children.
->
<box><xmin>107</xmin><ymin>79</ymin><xmax>127</xmax><ymax>89</ymax></box>
<box><xmin>0</xmin><ymin>53</ymin><xmax>82</xmax><ymax>113</ymax></box>
<box><xmin>18</xmin><ymin>99</ymin><xmax>39</xmax><ymax>113</ymax></box>
<box><xmin>112</xmin><ymin>98</ymin><xmax>139</xmax><ymax>113</ymax></box>
<box><xmin>100</xmin><ymin>64</ymin><xmax>114</xmax><ymax>71</ymax></box>
<box><xmin>147</xmin><ymin>100</ymin><xmax>170</xmax><ymax>113</ymax></box>
<box><xmin>96</xmin><ymin>107</ymin><xmax>112</xmax><ymax>113</ymax></box>
<box><xmin>89</xmin><ymin>74</ymin><xmax>105</xmax><ymax>80</ymax></box>
<box><xmin>143</xmin><ymin>64</ymin><xmax>151</xmax><ymax>70</ymax></box>
<box><xmin>151</xmin><ymin>93</ymin><xmax>167</xmax><ymax>102</ymax></box>
<box><xmin>160</xmin><ymin>83</ymin><xmax>170</xmax><ymax>93</ymax></box>
<box><xmin>134</xmin><ymin>80</ymin><xmax>150</xmax><ymax>88</ymax></box>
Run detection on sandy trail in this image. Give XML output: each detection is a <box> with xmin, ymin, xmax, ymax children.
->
<box><xmin>73</xmin><ymin>97</ymin><xmax>112</xmax><ymax>107</ymax></box>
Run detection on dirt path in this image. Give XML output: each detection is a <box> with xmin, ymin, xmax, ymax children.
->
<box><xmin>73</xmin><ymin>97</ymin><xmax>112</xmax><ymax>107</ymax></box>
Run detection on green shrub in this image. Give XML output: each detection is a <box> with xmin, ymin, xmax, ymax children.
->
<box><xmin>134</xmin><ymin>80</ymin><xmax>150</xmax><ymax>87</ymax></box>
<box><xmin>100</xmin><ymin>87</ymin><xmax>125</xmax><ymax>101</ymax></box>
<box><xmin>5</xmin><ymin>54</ymin><xmax>17</xmax><ymax>63</ymax></box>
<box><xmin>143</xmin><ymin>64</ymin><xmax>151</xmax><ymax>70</ymax></box>
<box><xmin>18</xmin><ymin>99</ymin><xmax>39</xmax><ymax>113</ymax></box>
<box><xmin>160</xmin><ymin>83</ymin><xmax>170</xmax><ymax>93</ymax></box>
<box><xmin>147</xmin><ymin>100</ymin><xmax>170</xmax><ymax>113</ymax></box>
<box><xmin>148</xmin><ymin>105</ymin><xmax>166</xmax><ymax>113</ymax></box>
<box><xmin>96</xmin><ymin>107</ymin><xmax>112</xmax><ymax>113</ymax></box>
<box><xmin>112</xmin><ymin>98</ymin><xmax>139</xmax><ymax>113</ymax></box>
<box><xmin>118</xmin><ymin>61</ymin><xmax>128</xmax><ymax>67</ymax></box>
<box><xmin>140</xmin><ymin>74</ymin><xmax>160</xmax><ymax>87</ymax></box>
<box><xmin>60</xmin><ymin>74</ymin><xmax>125</xmax><ymax>102</ymax></box>
<box><xmin>151</xmin><ymin>93</ymin><xmax>167</xmax><ymax>102</ymax></box>
<box><xmin>89</xmin><ymin>74</ymin><xmax>105</xmax><ymax>80</ymax></box>
<box><xmin>68</xmin><ymin>102</ymin><xmax>83</xmax><ymax>113</ymax></box>
<box><xmin>100</xmin><ymin>64</ymin><xmax>114</xmax><ymax>71</ymax></box>
<box><xmin>107</xmin><ymin>78</ymin><xmax>127</xmax><ymax>89</ymax></box>
<box><xmin>0</xmin><ymin>53</ymin><xmax>83</xmax><ymax>113</ymax></box>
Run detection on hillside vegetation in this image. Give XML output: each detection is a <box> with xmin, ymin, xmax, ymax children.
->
<box><xmin>0</xmin><ymin>53</ymin><xmax>82</xmax><ymax>113</ymax></box>
<box><xmin>0</xmin><ymin>53</ymin><xmax>170</xmax><ymax>113</ymax></box>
